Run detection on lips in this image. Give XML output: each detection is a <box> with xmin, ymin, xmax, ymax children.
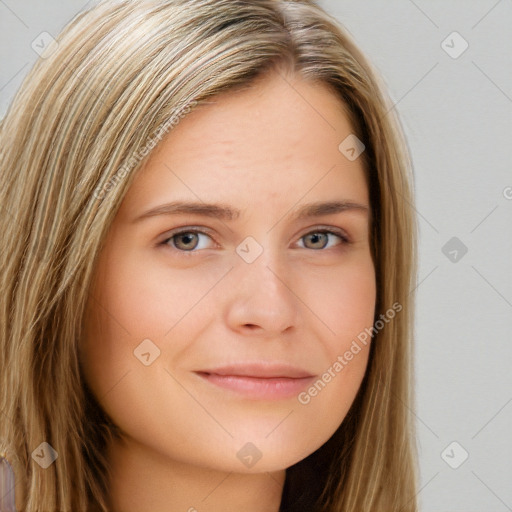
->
<box><xmin>193</xmin><ymin>363</ymin><xmax>316</xmax><ymax>400</ymax></box>
<box><xmin>196</xmin><ymin>362</ymin><xmax>315</xmax><ymax>379</ymax></box>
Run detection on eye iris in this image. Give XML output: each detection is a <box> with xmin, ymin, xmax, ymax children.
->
<box><xmin>305</xmin><ymin>232</ymin><xmax>328</xmax><ymax>249</ymax></box>
<box><xmin>169</xmin><ymin>231</ymin><xmax>335</xmax><ymax>251</ymax></box>
<box><xmin>174</xmin><ymin>232</ymin><xmax>198</xmax><ymax>250</ymax></box>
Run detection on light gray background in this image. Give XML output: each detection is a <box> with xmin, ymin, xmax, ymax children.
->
<box><xmin>1</xmin><ymin>1</ymin><xmax>511</xmax><ymax>510</ymax></box>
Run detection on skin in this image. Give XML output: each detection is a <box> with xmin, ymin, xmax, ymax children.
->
<box><xmin>80</xmin><ymin>69</ymin><xmax>376</xmax><ymax>512</ymax></box>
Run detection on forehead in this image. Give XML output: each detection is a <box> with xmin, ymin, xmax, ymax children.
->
<box><xmin>117</xmin><ymin>71</ymin><xmax>369</xmax><ymax>222</ymax></box>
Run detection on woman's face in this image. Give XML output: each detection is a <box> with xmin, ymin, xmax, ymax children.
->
<box><xmin>81</xmin><ymin>71</ymin><xmax>376</xmax><ymax>474</ymax></box>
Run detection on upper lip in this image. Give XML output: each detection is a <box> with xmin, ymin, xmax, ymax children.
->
<box><xmin>195</xmin><ymin>363</ymin><xmax>315</xmax><ymax>379</ymax></box>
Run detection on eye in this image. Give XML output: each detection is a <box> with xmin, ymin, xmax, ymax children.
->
<box><xmin>161</xmin><ymin>229</ymin><xmax>215</xmax><ymax>252</ymax></box>
<box><xmin>297</xmin><ymin>229</ymin><xmax>349</xmax><ymax>250</ymax></box>
<box><xmin>159</xmin><ymin>226</ymin><xmax>350</xmax><ymax>254</ymax></box>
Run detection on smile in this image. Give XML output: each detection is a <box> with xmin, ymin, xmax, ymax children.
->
<box><xmin>194</xmin><ymin>370</ymin><xmax>317</xmax><ymax>400</ymax></box>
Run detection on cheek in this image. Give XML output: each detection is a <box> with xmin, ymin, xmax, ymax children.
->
<box><xmin>290</xmin><ymin>255</ymin><xmax>375</xmax><ymax>420</ymax></box>
<box><xmin>80</xmin><ymin>295</ymin><xmax>134</xmax><ymax>402</ymax></box>
<box><xmin>79</xmin><ymin>251</ymin><xmax>220</xmax><ymax>397</ymax></box>
<box><xmin>79</xmin><ymin>252</ymin><xmax>156</xmax><ymax>399</ymax></box>
<box><xmin>301</xmin><ymin>255</ymin><xmax>376</xmax><ymax>347</ymax></box>
<box><xmin>104</xmin><ymin>249</ymin><xmax>228</xmax><ymax>335</ymax></box>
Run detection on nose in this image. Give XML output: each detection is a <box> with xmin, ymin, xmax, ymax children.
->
<box><xmin>223</xmin><ymin>250</ymin><xmax>300</xmax><ymax>337</ymax></box>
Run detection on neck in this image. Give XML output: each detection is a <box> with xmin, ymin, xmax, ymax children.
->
<box><xmin>106</xmin><ymin>435</ymin><xmax>286</xmax><ymax>512</ymax></box>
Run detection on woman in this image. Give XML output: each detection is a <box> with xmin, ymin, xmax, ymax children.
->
<box><xmin>0</xmin><ymin>0</ymin><xmax>419</xmax><ymax>510</ymax></box>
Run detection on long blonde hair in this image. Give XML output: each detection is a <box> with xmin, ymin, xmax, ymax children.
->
<box><xmin>0</xmin><ymin>1</ymin><xmax>418</xmax><ymax>510</ymax></box>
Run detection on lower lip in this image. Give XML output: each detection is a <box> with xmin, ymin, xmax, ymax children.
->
<box><xmin>196</xmin><ymin>373</ymin><xmax>316</xmax><ymax>400</ymax></box>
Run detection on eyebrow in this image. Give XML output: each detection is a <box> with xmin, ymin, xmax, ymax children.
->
<box><xmin>132</xmin><ymin>199</ymin><xmax>369</xmax><ymax>224</ymax></box>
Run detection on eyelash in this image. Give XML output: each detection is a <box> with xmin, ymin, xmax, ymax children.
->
<box><xmin>159</xmin><ymin>226</ymin><xmax>351</xmax><ymax>255</ymax></box>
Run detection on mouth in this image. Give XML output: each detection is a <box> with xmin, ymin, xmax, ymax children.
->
<box><xmin>193</xmin><ymin>363</ymin><xmax>317</xmax><ymax>400</ymax></box>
